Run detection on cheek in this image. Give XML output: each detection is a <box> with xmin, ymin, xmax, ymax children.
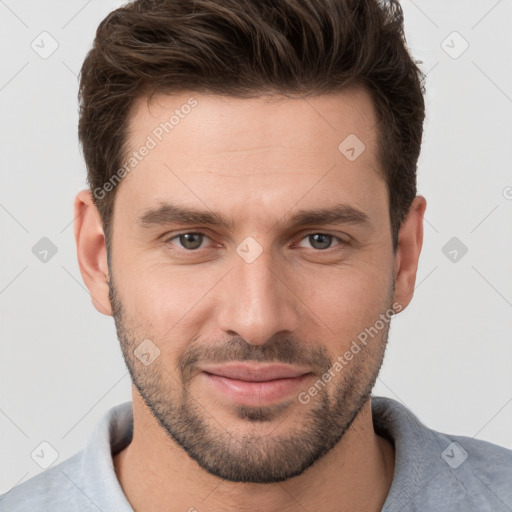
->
<box><xmin>114</xmin><ymin>258</ymin><xmax>223</xmax><ymax>339</ymax></box>
<box><xmin>301</xmin><ymin>263</ymin><xmax>392</xmax><ymax>347</ymax></box>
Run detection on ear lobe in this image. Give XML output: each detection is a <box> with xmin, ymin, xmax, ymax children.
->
<box><xmin>73</xmin><ymin>189</ymin><xmax>113</xmax><ymax>316</ymax></box>
<box><xmin>392</xmin><ymin>195</ymin><xmax>427</xmax><ymax>311</ymax></box>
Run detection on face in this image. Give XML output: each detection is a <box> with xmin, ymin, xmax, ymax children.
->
<box><xmin>106</xmin><ymin>88</ymin><xmax>399</xmax><ymax>483</ymax></box>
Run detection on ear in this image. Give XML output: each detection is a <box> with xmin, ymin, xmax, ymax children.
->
<box><xmin>73</xmin><ymin>189</ymin><xmax>113</xmax><ymax>316</ymax></box>
<box><xmin>392</xmin><ymin>195</ymin><xmax>427</xmax><ymax>311</ymax></box>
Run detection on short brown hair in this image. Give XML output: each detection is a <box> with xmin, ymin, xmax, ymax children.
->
<box><xmin>78</xmin><ymin>0</ymin><xmax>425</xmax><ymax>252</ymax></box>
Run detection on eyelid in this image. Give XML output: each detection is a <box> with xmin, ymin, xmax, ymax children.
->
<box><xmin>164</xmin><ymin>230</ymin><xmax>349</xmax><ymax>252</ymax></box>
<box><xmin>165</xmin><ymin>231</ymin><xmax>215</xmax><ymax>250</ymax></box>
<box><xmin>293</xmin><ymin>231</ymin><xmax>348</xmax><ymax>249</ymax></box>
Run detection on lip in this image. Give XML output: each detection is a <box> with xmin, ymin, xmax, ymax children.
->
<box><xmin>199</xmin><ymin>363</ymin><xmax>312</xmax><ymax>407</ymax></box>
<box><xmin>200</xmin><ymin>362</ymin><xmax>310</xmax><ymax>381</ymax></box>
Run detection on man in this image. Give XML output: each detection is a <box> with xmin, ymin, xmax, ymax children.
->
<box><xmin>1</xmin><ymin>0</ymin><xmax>511</xmax><ymax>510</ymax></box>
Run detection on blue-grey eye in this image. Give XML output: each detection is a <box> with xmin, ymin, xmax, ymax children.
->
<box><xmin>307</xmin><ymin>234</ymin><xmax>334</xmax><ymax>250</ymax></box>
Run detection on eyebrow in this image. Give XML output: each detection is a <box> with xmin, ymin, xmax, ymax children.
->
<box><xmin>137</xmin><ymin>202</ymin><xmax>371</xmax><ymax>231</ymax></box>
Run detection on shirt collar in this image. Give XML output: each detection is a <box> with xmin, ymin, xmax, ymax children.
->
<box><xmin>78</xmin><ymin>396</ymin><xmax>466</xmax><ymax>511</ymax></box>
<box><xmin>80</xmin><ymin>401</ymin><xmax>134</xmax><ymax>511</ymax></box>
<box><xmin>372</xmin><ymin>396</ymin><xmax>450</xmax><ymax>510</ymax></box>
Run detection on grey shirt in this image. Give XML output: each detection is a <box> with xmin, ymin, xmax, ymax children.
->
<box><xmin>1</xmin><ymin>396</ymin><xmax>511</xmax><ymax>511</ymax></box>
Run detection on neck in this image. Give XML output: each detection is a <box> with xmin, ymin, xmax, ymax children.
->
<box><xmin>114</xmin><ymin>391</ymin><xmax>395</xmax><ymax>512</ymax></box>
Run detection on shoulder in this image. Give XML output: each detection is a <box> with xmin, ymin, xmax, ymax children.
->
<box><xmin>439</xmin><ymin>431</ymin><xmax>512</xmax><ymax>495</ymax></box>
<box><xmin>424</xmin><ymin>431</ymin><xmax>512</xmax><ymax>510</ymax></box>
<box><xmin>373</xmin><ymin>396</ymin><xmax>512</xmax><ymax>511</ymax></box>
<box><xmin>0</xmin><ymin>401</ymin><xmax>133</xmax><ymax>512</ymax></box>
<box><xmin>0</xmin><ymin>452</ymin><xmax>93</xmax><ymax>512</ymax></box>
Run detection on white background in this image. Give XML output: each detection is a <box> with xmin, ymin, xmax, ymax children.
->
<box><xmin>1</xmin><ymin>0</ymin><xmax>511</xmax><ymax>494</ymax></box>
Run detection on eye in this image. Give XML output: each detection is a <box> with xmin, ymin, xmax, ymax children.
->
<box><xmin>164</xmin><ymin>231</ymin><xmax>347</xmax><ymax>253</ymax></box>
<box><xmin>167</xmin><ymin>232</ymin><xmax>209</xmax><ymax>251</ymax></box>
<box><xmin>297</xmin><ymin>233</ymin><xmax>344</xmax><ymax>250</ymax></box>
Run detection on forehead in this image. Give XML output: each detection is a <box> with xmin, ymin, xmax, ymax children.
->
<box><xmin>116</xmin><ymin>88</ymin><xmax>387</xmax><ymax>229</ymax></box>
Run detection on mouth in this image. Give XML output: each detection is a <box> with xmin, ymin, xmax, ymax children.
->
<box><xmin>199</xmin><ymin>362</ymin><xmax>312</xmax><ymax>407</ymax></box>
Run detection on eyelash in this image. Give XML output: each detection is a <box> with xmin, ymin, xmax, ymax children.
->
<box><xmin>163</xmin><ymin>231</ymin><xmax>348</xmax><ymax>253</ymax></box>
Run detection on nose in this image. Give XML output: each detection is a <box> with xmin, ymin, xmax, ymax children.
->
<box><xmin>216</xmin><ymin>244</ymin><xmax>300</xmax><ymax>346</ymax></box>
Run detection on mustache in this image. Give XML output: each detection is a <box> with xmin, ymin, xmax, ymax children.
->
<box><xmin>178</xmin><ymin>337</ymin><xmax>332</xmax><ymax>377</ymax></box>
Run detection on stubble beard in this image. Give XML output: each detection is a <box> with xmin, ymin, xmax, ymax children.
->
<box><xmin>109</xmin><ymin>276</ymin><xmax>392</xmax><ymax>483</ymax></box>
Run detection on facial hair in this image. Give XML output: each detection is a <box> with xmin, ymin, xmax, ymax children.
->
<box><xmin>109</xmin><ymin>274</ymin><xmax>393</xmax><ymax>483</ymax></box>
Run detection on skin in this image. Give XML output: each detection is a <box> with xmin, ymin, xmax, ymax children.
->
<box><xmin>74</xmin><ymin>86</ymin><xmax>426</xmax><ymax>512</ymax></box>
